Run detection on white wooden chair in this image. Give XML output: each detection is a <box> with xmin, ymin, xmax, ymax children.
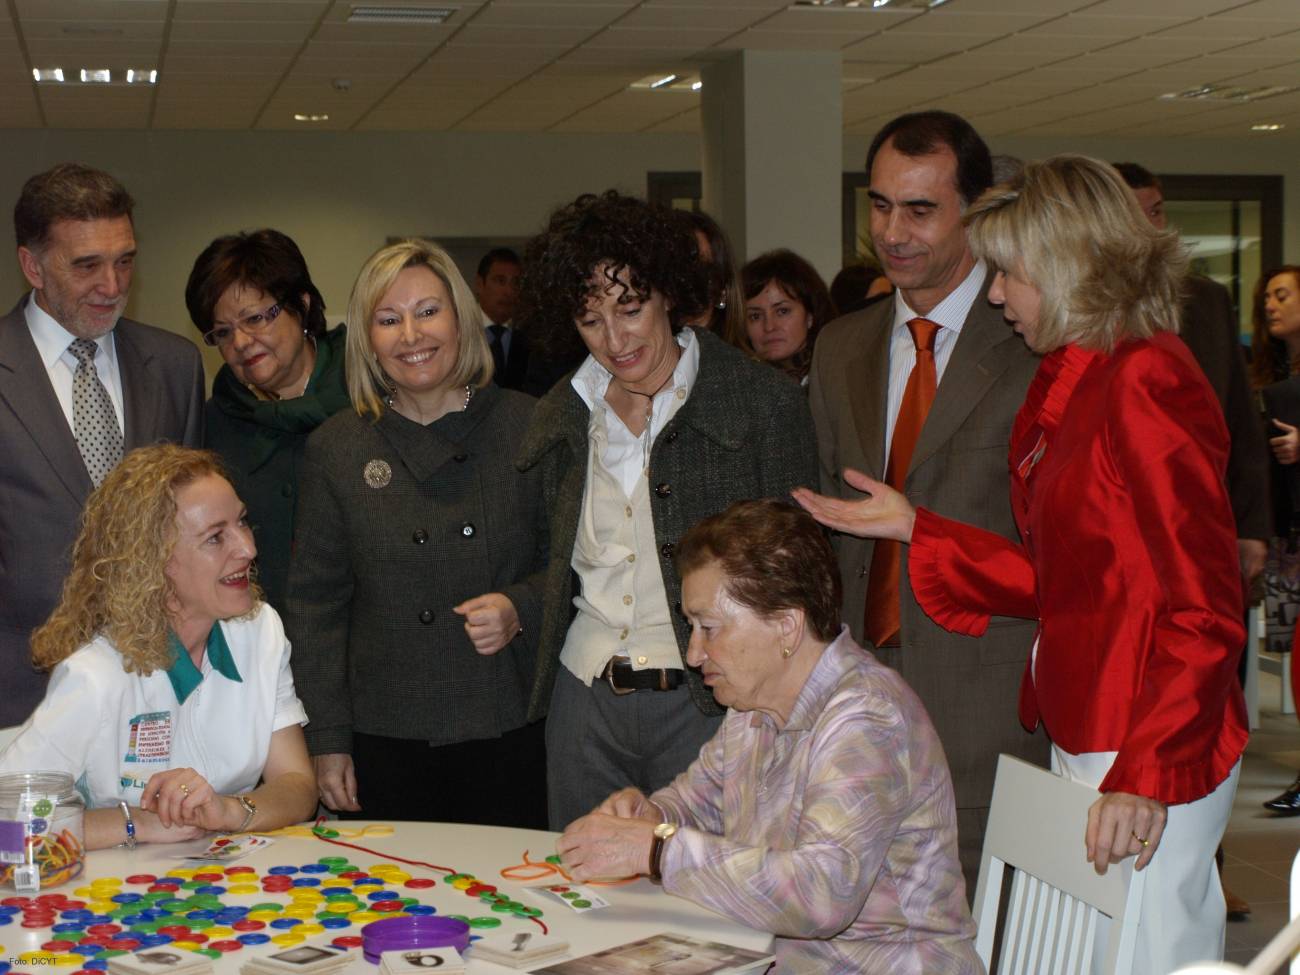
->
<box><xmin>973</xmin><ymin>754</ymin><xmax>1146</xmax><ymax>975</ymax></box>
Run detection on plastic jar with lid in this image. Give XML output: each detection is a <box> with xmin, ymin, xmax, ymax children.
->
<box><xmin>0</xmin><ymin>770</ymin><xmax>86</xmax><ymax>893</ymax></box>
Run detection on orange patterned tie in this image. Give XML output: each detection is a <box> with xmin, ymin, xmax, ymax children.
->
<box><xmin>864</xmin><ymin>318</ymin><xmax>938</xmax><ymax>648</ymax></box>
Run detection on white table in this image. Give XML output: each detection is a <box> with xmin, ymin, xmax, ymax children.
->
<box><xmin>0</xmin><ymin>822</ymin><xmax>771</xmax><ymax>973</ymax></box>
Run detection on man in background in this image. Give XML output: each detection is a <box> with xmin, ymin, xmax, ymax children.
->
<box><xmin>0</xmin><ymin>163</ymin><xmax>204</xmax><ymax>725</ymax></box>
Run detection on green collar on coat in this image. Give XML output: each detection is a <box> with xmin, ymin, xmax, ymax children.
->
<box><xmin>165</xmin><ymin>622</ymin><xmax>242</xmax><ymax>704</ymax></box>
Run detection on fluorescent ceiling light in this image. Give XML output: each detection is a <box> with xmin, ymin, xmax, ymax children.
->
<box><xmin>1251</xmin><ymin>123</ymin><xmax>1284</xmax><ymax>131</ymax></box>
<box><xmin>691</xmin><ymin>81</ymin><xmax>702</xmax><ymax>91</ymax></box>
<box><xmin>347</xmin><ymin>5</ymin><xmax>453</xmax><ymax>24</ymax></box>
<box><xmin>126</xmin><ymin>69</ymin><xmax>158</xmax><ymax>84</ymax></box>
<box><xmin>1160</xmin><ymin>84</ymin><xmax>1299</xmax><ymax>103</ymax></box>
<box><xmin>80</xmin><ymin>68</ymin><xmax>111</xmax><ymax>84</ymax></box>
<box><xmin>649</xmin><ymin>74</ymin><xmax>677</xmax><ymax>89</ymax></box>
<box><xmin>293</xmin><ymin>113</ymin><xmax>330</xmax><ymax>122</ymax></box>
<box><xmin>32</xmin><ymin>68</ymin><xmax>65</xmax><ymax>83</ymax></box>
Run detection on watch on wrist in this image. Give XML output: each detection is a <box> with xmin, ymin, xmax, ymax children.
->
<box><xmin>649</xmin><ymin>822</ymin><xmax>677</xmax><ymax>883</ymax></box>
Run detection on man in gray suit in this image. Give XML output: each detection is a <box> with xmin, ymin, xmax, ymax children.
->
<box><xmin>795</xmin><ymin>111</ymin><xmax>1047</xmax><ymax>894</ymax></box>
<box><xmin>0</xmin><ymin>163</ymin><xmax>204</xmax><ymax>725</ymax></box>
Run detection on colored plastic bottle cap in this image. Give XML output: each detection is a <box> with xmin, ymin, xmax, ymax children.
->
<box><xmin>235</xmin><ymin>934</ymin><xmax>270</xmax><ymax>946</ymax></box>
<box><xmin>270</xmin><ymin>933</ymin><xmax>304</xmax><ymax>947</ymax></box>
<box><xmin>467</xmin><ymin>918</ymin><xmax>500</xmax><ymax>929</ymax></box>
<box><xmin>320</xmin><ymin>918</ymin><xmax>351</xmax><ymax>930</ymax></box>
<box><xmin>207</xmin><ymin>941</ymin><xmax>242</xmax><ymax>953</ymax></box>
<box><xmin>331</xmin><ymin>937</ymin><xmax>362</xmax><ymax>949</ymax></box>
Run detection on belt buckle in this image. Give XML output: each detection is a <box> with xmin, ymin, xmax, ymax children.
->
<box><xmin>604</xmin><ymin>659</ymin><xmax>635</xmax><ymax>696</ymax></box>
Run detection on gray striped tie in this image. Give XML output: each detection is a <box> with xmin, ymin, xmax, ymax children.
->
<box><xmin>68</xmin><ymin>338</ymin><xmax>123</xmax><ymax>487</ymax></box>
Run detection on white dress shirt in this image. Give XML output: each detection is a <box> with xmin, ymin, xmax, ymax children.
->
<box><xmin>883</xmin><ymin>261</ymin><xmax>987</xmax><ymax>459</ymax></box>
<box><xmin>24</xmin><ymin>291</ymin><xmax>125</xmax><ymax>436</ymax></box>
<box><xmin>561</xmin><ymin>330</ymin><xmax>700</xmax><ymax>682</ymax></box>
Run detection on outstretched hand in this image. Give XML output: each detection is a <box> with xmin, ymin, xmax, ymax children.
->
<box><xmin>792</xmin><ymin>469</ymin><xmax>916</xmax><ymax>542</ymax></box>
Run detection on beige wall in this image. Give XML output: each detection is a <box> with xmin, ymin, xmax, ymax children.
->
<box><xmin>0</xmin><ymin>129</ymin><xmax>699</xmax><ymax>378</ymax></box>
<box><xmin>1</xmin><ymin>127</ymin><xmax>1295</xmax><ymax>383</ymax></box>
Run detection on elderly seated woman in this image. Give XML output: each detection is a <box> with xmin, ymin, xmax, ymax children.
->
<box><xmin>557</xmin><ymin>500</ymin><xmax>979</xmax><ymax>975</ymax></box>
<box><xmin>0</xmin><ymin>445</ymin><xmax>317</xmax><ymax>850</ymax></box>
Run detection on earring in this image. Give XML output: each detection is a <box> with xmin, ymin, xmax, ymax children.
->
<box><xmin>780</xmin><ymin>645</ymin><xmax>793</xmax><ymax>659</ymax></box>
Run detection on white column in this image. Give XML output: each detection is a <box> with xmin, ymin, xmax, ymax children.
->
<box><xmin>700</xmin><ymin>49</ymin><xmax>842</xmax><ymax>280</ymax></box>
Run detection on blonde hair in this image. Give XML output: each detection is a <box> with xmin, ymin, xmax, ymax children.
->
<box><xmin>346</xmin><ymin>238</ymin><xmax>493</xmax><ymax>419</ymax></box>
<box><xmin>31</xmin><ymin>445</ymin><xmax>260</xmax><ymax>675</ymax></box>
<box><xmin>964</xmin><ymin>154</ymin><xmax>1188</xmax><ymax>353</ymax></box>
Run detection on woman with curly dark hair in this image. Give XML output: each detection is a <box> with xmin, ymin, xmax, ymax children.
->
<box><xmin>736</xmin><ymin>248</ymin><xmax>837</xmax><ymax>384</ymax></box>
<box><xmin>511</xmin><ymin>190</ymin><xmax>819</xmax><ymax>829</ymax></box>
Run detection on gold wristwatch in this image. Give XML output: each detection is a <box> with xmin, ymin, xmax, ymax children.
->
<box><xmin>649</xmin><ymin>822</ymin><xmax>677</xmax><ymax>883</ymax></box>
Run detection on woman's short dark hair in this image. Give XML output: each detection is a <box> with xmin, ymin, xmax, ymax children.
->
<box><xmin>185</xmin><ymin>229</ymin><xmax>327</xmax><ymax>340</ymax></box>
<box><xmin>681</xmin><ymin>209</ymin><xmax>743</xmax><ymax>337</ymax></box>
<box><xmin>677</xmin><ymin>499</ymin><xmax>841</xmax><ymax>643</ymax></box>
<box><xmin>518</xmin><ymin>190</ymin><xmax>709</xmax><ymax>361</ymax></box>
<box><xmin>1251</xmin><ymin>265</ymin><xmax>1300</xmax><ymax>388</ymax></box>
<box><xmin>736</xmin><ymin>249</ymin><xmax>837</xmax><ymax>380</ymax></box>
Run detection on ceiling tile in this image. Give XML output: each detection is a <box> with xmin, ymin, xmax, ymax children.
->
<box><xmin>840</xmin><ymin>32</ymin><xmax>968</xmax><ymax>62</ymax></box>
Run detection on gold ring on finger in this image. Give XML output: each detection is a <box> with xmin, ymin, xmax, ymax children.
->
<box><xmin>180</xmin><ymin>783</ymin><xmax>190</xmax><ymax>795</ymax></box>
<box><xmin>1132</xmin><ymin>831</ymin><xmax>1149</xmax><ymax>847</ymax></box>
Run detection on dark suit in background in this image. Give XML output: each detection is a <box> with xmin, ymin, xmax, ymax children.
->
<box><xmin>0</xmin><ymin>298</ymin><xmax>204</xmax><ymax>725</ymax></box>
<box><xmin>1180</xmin><ymin>275</ymin><xmax>1271</xmax><ymax>543</ymax></box>
<box><xmin>808</xmin><ymin>271</ymin><xmax>1048</xmax><ymax>892</ymax></box>
<box><xmin>488</xmin><ymin>323</ymin><xmax>531</xmax><ymax>393</ymax></box>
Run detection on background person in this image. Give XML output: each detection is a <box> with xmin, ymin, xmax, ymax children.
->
<box><xmin>736</xmin><ymin>248</ymin><xmax>836</xmax><ymax>384</ymax></box>
<box><xmin>285</xmin><ymin>238</ymin><xmax>547</xmax><ymax>828</ymax></box>
<box><xmin>515</xmin><ymin>190</ymin><xmax>818</xmax><ymax>829</ymax></box>
<box><xmin>185</xmin><ymin>229</ymin><xmax>349</xmax><ymax>613</ymax></box>
<box><xmin>0</xmin><ymin>163</ymin><xmax>204</xmax><ymax>726</ymax></box>
<box><xmin>796</xmin><ymin>155</ymin><xmax>1247</xmax><ymax>972</ymax></box>
<box><xmin>829</xmin><ymin>262</ymin><xmax>892</xmax><ymax>317</ymax></box>
<box><xmin>1252</xmin><ymin>265</ymin><xmax>1300</xmax><ymax>814</ymax></box>
<box><xmin>558</xmin><ymin>500</ymin><xmax>980</xmax><ymax>975</ymax></box>
<box><xmin>475</xmin><ymin>246</ymin><xmax>530</xmax><ymax>392</ymax></box>
<box><xmin>0</xmin><ymin>445</ymin><xmax>316</xmax><ymax>849</ymax></box>
<box><xmin>680</xmin><ymin>209</ymin><xmax>744</xmax><ymax>338</ymax></box>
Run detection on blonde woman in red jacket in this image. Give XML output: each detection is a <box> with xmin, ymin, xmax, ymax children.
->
<box><xmin>795</xmin><ymin>154</ymin><xmax>1247</xmax><ymax>972</ymax></box>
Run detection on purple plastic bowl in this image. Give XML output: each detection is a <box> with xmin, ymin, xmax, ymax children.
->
<box><xmin>360</xmin><ymin>916</ymin><xmax>471</xmax><ymax>964</ymax></box>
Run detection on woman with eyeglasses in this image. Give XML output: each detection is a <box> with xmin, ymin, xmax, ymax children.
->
<box><xmin>185</xmin><ymin>230</ymin><xmax>349</xmax><ymax>612</ymax></box>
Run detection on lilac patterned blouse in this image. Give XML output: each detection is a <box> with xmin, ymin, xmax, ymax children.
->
<box><xmin>653</xmin><ymin>628</ymin><xmax>981</xmax><ymax>975</ymax></box>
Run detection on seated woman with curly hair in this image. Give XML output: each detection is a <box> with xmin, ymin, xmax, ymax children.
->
<box><xmin>512</xmin><ymin>190</ymin><xmax>819</xmax><ymax>829</ymax></box>
<box><xmin>0</xmin><ymin>444</ymin><xmax>317</xmax><ymax>849</ymax></box>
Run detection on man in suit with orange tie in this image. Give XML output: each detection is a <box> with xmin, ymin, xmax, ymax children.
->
<box><xmin>795</xmin><ymin>111</ymin><xmax>1047</xmax><ymax>896</ymax></box>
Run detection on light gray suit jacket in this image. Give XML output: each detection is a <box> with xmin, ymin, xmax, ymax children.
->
<box><xmin>808</xmin><ymin>270</ymin><xmax>1048</xmax><ymax>884</ymax></box>
<box><xmin>0</xmin><ymin>296</ymin><xmax>204</xmax><ymax>725</ymax></box>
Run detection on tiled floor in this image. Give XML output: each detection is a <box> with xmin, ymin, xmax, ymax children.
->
<box><xmin>1222</xmin><ymin>670</ymin><xmax>1300</xmax><ymax>968</ymax></box>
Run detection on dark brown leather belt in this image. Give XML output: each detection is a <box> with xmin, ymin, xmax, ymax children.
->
<box><xmin>602</xmin><ymin>658</ymin><xmax>684</xmax><ymax>695</ymax></box>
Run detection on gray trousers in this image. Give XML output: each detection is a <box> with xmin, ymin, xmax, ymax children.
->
<box><xmin>546</xmin><ymin>665</ymin><xmax>723</xmax><ymax>830</ymax></box>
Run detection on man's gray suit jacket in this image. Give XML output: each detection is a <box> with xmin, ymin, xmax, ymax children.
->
<box><xmin>808</xmin><ymin>270</ymin><xmax>1049</xmax><ymax>890</ymax></box>
<box><xmin>0</xmin><ymin>296</ymin><xmax>204</xmax><ymax>725</ymax></box>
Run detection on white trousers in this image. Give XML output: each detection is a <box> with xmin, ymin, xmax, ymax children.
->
<box><xmin>1051</xmin><ymin>746</ymin><xmax>1240</xmax><ymax>975</ymax></box>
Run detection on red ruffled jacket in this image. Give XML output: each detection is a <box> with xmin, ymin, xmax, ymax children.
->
<box><xmin>909</xmin><ymin>333</ymin><xmax>1248</xmax><ymax>804</ymax></box>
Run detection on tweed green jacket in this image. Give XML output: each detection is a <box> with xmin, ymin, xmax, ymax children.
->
<box><xmin>516</xmin><ymin>327</ymin><xmax>820</xmax><ymax>721</ymax></box>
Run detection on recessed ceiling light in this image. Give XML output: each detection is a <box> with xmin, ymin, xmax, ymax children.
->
<box><xmin>649</xmin><ymin>74</ymin><xmax>677</xmax><ymax>89</ymax></box>
<box><xmin>347</xmin><ymin>5</ymin><xmax>453</xmax><ymax>24</ymax></box>
<box><xmin>1160</xmin><ymin>83</ymin><xmax>1299</xmax><ymax>102</ymax></box>
<box><xmin>79</xmin><ymin>68</ymin><xmax>111</xmax><ymax>84</ymax></box>
<box><xmin>1251</xmin><ymin>123</ymin><xmax>1284</xmax><ymax>131</ymax></box>
<box><xmin>125</xmin><ymin>69</ymin><xmax>158</xmax><ymax>85</ymax></box>
<box><xmin>691</xmin><ymin>81</ymin><xmax>702</xmax><ymax>91</ymax></box>
<box><xmin>293</xmin><ymin>113</ymin><xmax>330</xmax><ymax>122</ymax></box>
<box><xmin>32</xmin><ymin>68</ymin><xmax>65</xmax><ymax>83</ymax></box>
